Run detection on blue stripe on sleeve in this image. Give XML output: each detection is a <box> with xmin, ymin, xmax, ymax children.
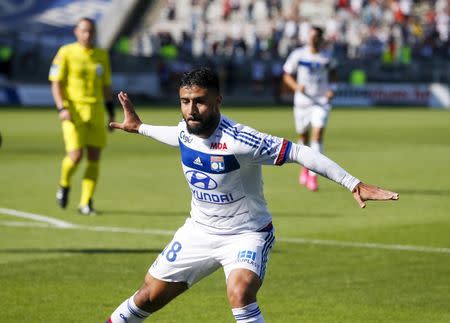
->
<box><xmin>221</xmin><ymin>119</ymin><xmax>262</xmax><ymax>144</ymax></box>
<box><xmin>220</xmin><ymin>127</ymin><xmax>260</xmax><ymax>149</ymax></box>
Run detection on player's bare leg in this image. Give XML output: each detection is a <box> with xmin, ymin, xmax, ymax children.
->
<box><xmin>78</xmin><ymin>146</ymin><xmax>101</xmax><ymax>215</ymax></box>
<box><xmin>306</xmin><ymin>127</ymin><xmax>325</xmax><ymax>191</ymax></box>
<box><xmin>298</xmin><ymin>132</ymin><xmax>309</xmax><ymax>186</ymax></box>
<box><xmin>227</xmin><ymin>269</ymin><xmax>265</xmax><ymax>322</ymax></box>
<box><xmin>108</xmin><ymin>273</ymin><xmax>188</xmax><ymax>322</ymax></box>
<box><xmin>56</xmin><ymin>148</ymin><xmax>83</xmax><ymax>208</ymax></box>
<box><xmin>136</xmin><ymin>273</ymin><xmax>188</xmax><ymax>312</ymax></box>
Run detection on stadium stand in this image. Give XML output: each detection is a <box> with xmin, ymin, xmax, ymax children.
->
<box><xmin>0</xmin><ymin>0</ymin><xmax>448</xmax><ymax>105</ymax></box>
<box><xmin>128</xmin><ymin>0</ymin><xmax>449</xmax><ymax>83</ymax></box>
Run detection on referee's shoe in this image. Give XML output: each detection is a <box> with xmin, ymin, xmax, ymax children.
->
<box><xmin>56</xmin><ymin>186</ymin><xmax>70</xmax><ymax>209</ymax></box>
<box><xmin>78</xmin><ymin>199</ymin><xmax>96</xmax><ymax>216</ymax></box>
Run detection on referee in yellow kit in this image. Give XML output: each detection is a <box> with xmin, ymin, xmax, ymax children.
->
<box><xmin>49</xmin><ymin>17</ymin><xmax>114</xmax><ymax>215</ymax></box>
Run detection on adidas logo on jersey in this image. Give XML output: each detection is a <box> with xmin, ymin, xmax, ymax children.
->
<box><xmin>193</xmin><ymin>157</ymin><xmax>203</xmax><ymax>166</ymax></box>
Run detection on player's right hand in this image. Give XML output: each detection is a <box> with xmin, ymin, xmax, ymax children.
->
<box><xmin>109</xmin><ymin>91</ymin><xmax>142</xmax><ymax>133</ymax></box>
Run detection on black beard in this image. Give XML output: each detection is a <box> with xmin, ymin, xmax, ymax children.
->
<box><xmin>185</xmin><ymin>114</ymin><xmax>220</xmax><ymax>136</ymax></box>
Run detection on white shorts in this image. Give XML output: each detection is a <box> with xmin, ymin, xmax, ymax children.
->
<box><xmin>149</xmin><ymin>218</ymin><xmax>275</xmax><ymax>287</ymax></box>
<box><xmin>293</xmin><ymin>103</ymin><xmax>331</xmax><ymax>134</ymax></box>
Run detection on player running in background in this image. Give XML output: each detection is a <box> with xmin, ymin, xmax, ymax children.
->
<box><xmin>283</xmin><ymin>26</ymin><xmax>337</xmax><ymax>191</ymax></box>
<box><xmin>106</xmin><ymin>68</ymin><xmax>398</xmax><ymax>323</ymax></box>
<box><xmin>49</xmin><ymin>17</ymin><xmax>115</xmax><ymax>215</ymax></box>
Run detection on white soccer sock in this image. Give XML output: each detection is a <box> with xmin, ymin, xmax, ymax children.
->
<box><xmin>232</xmin><ymin>302</ymin><xmax>265</xmax><ymax>322</ymax></box>
<box><xmin>108</xmin><ymin>295</ymin><xmax>150</xmax><ymax>323</ymax></box>
<box><xmin>308</xmin><ymin>140</ymin><xmax>323</xmax><ymax>176</ymax></box>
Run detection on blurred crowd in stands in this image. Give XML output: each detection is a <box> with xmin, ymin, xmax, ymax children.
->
<box><xmin>1</xmin><ymin>0</ymin><xmax>448</xmax><ymax>95</ymax></box>
<box><xmin>129</xmin><ymin>0</ymin><xmax>449</xmax><ymax>61</ymax></box>
<box><xmin>119</xmin><ymin>0</ymin><xmax>447</xmax><ymax>95</ymax></box>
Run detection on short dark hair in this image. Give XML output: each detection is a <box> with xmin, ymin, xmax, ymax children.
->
<box><xmin>312</xmin><ymin>26</ymin><xmax>324</xmax><ymax>39</ymax></box>
<box><xmin>179</xmin><ymin>68</ymin><xmax>220</xmax><ymax>94</ymax></box>
<box><xmin>76</xmin><ymin>17</ymin><xmax>96</xmax><ymax>29</ymax></box>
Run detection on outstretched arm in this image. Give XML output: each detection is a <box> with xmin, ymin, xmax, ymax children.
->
<box><xmin>288</xmin><ymin>143</ymin><xmax>399</xmax><ymax>208</ymax></box>
<box><xmin>110</xmin><ymin>91</ymin><xmax>179</xmax><ymax>146</ymax></box>
<box><xmin>109</xmin><ymin>91</ymin><xmax>142</xmax><ymax>133</ymax></box>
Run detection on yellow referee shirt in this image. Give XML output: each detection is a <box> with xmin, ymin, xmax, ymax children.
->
<box><xmin>49</xmin><ymin>42</ymin><xmax>112</xmax><ymax>122</ymax></box>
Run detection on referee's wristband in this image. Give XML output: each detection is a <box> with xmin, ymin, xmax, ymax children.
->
<box><xmin>56</xmin><ymin>106</ymin><xmax>66</xmax><ymax>113</ymax></box>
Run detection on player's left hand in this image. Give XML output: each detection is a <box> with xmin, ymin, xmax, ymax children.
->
<box><xmin>352</xmin><ymin>182</ymin><xmax>399</xmax><ymax>208</ymax></box>
<box><xmin>109</xmin><ymin>91</ymin><xmax>142</xmax><ymax>133</ymax></box>
<box><xmin>107</xmin><ymin>116</ymin><xmax>115</xmax><ymax>132</ymax></box>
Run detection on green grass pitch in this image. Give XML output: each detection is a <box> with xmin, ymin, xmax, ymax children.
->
<box><xmin>0</xmin><ymin>106</ymin><xmax>449</xmax><ymax>322</ymax></box>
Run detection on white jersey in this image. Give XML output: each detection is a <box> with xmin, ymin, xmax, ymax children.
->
<box><xmin>138</xmin><ymin>115</ymin><xmax>360</xmax><ymax>235</ymax></box>
<box><xmin>283</xmin><ymin>45</ymin><xmax>335</xmax><ymax>106</ymax></box>
<box><xmin>177</xmin><ymin>115</ymin><xmax>291</xmax><ymax>234</ymax></box>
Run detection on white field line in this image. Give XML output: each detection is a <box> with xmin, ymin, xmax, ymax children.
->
<box><xmin>1</xmin><ymin>221</ymin><xmax>53</xmax><ymax>228</ymax></box>
<box><xmin>1</xmin><ymin>208</ymin><xmax>450</xmax><ymax>255</ymax></box>
<box><xmin>277</xmin><ymin>237</ymin><xmax>450</xmax><ymax>254</ymax></box>
<box><xmin>0</xmin><ymin>208</ymin><xmax>74</xmax><ymax>228</ymax></box>
<box><xmin>0</xmin><ymin>220</ymin><xmax>175</xmax><ymax>235</ymax></box>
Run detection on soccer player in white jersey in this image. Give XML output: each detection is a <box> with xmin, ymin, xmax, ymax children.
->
<box><xmin>283</xmin><ymin>26</ymin><xmax>337</xmax><ymax>191</ymax></box>
<box><xmin>106</xmin><ymin>68</ymin><xmax>398</xmax><ymax>323</ymax></box>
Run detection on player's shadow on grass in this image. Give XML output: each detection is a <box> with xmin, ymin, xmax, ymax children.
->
<box><xmin>0</xmin><ymin>248</ymin><xmax>284</xmax><ymax>256</ymax></box>
<box><xmin>0</xmin><ymin>248</ymin><xmax>161</xmax><ymax>254</ymax></box>
<box><xmin>273</xmin><ymin>212</ymin><xmax>340</xmax><ymax>218</ymax></box>
<box><xmin>99</xmin><ymin>210</ymin><xmax>188</xmax><ymax>217</ymax></box>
